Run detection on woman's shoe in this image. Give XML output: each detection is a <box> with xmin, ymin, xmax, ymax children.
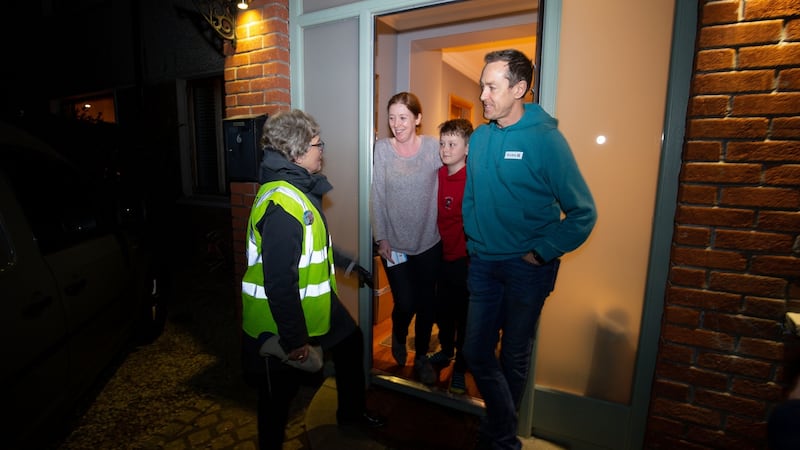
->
<box><xmin>414</xmin><ymin>356</ymin><xmax>436</xmax><ymax>385</ymax></box>
<box><xmin>391</xmin><ymin>334</ymin><xmax>407</xmax><ymax>366</ymax></box>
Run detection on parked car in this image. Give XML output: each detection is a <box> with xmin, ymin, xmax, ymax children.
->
<box><xmin>0</xmin><ymin>121</ymin><xmax>169</xmax><ymax>448</ymax></box>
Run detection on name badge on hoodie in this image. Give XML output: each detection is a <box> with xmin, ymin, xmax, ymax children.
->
<box><xmin>504</xmin><ymin>151</ymin><xmax>523</xmax><ymax>160</ymax></box>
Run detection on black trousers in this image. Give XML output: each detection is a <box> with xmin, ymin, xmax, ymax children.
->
<box><xmin>384</xmin><ymin>241</ymin><xmax>442</xmax><ymax>356</ymax></box>
<box><xmin>242</xmin><ymin>297</ymin><xmax>367</xmax><ymax>450</ymax></box>
<box><xmin>436</xmin><ymin>256</ymin><xmax>469</xmax><ymax>372</ymax></box>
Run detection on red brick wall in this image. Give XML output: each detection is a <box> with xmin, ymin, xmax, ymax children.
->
<box><xmin>225</xmin><ymin>0</ymin><xmax>291</xmax><ymax>294</ymax></box>
<box><xmin>645</xmin><ymin>1</ymin><xmax>800</xmax><ymax>449</ymax></box>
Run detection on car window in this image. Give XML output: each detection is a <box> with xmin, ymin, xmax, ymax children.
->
<box><xmin>0</xmin><ymin>148</ymin><xmax>116</xmax><ymax>255</ymax></box>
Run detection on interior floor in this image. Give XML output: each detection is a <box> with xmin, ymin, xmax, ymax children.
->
<box><xmin>371</xmin><ymin>317</ymin><xmax>483</xmax><ymax>400</ymax></box>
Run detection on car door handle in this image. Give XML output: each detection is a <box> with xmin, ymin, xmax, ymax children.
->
<box><xmin>64</xmin><ymin>278</ymin><xmax>87</xmax><ymax>296</ymax></box>
<box><xmin>22</xmin><ymin>293</ymin><xmax>54</xmax><ymax>318</ymax></box>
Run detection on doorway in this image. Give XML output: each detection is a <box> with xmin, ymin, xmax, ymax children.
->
<box><xmin>291</xmin><ymin>0</ymin><xmax>689</xmax><ymax>448</ymax></box>
<box><xmin>370</xmin><ymin>1</ymin><xmax>537</xmax><ymax>413</ymax></box>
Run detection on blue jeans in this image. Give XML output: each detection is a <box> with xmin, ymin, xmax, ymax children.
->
<box><xmin>463</xmin><ymin>255</ymin><xmax>560</xmax><ymax>450</ymax></box>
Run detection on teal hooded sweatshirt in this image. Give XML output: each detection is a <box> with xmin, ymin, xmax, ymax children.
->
<box><xmin>462</xmin><ymin>103</ymin><xmax>597</xmax><ymax>262</ymax></box>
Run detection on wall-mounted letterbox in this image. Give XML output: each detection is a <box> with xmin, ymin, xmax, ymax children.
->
<box><xmin>224</xmin><ymin>114</ymin><xmax>267</xmax><ymax>183</ymax></box>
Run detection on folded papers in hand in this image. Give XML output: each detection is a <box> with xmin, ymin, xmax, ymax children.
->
<box><xmin>259</xmin><ymin>335</ymin><xmax>323</xmax><ymax>372</ymax></box>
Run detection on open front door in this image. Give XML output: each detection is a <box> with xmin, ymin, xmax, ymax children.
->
<box><xmin>368</xmin><ymin>0</ymin><xmax>539</xmax><ymax>417</ymax></box>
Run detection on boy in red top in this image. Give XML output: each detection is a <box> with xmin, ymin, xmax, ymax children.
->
<box><xmin>429</xmin><ymin>118</ymin><xmax>473</xmax><ymax>394</ymax></box>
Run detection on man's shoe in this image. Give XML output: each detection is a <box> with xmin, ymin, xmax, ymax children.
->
<box><xmin>414</xmin><ymin>356</ymin><xmax>436</xmax><ymax>385</ymax></box>
<box><xmin>391</xmin><ymin>334</ymin><xmax>407</xmax><ymax>366</ymax></box>
<box><xmin>338</xmin><ymin>411</ymin><xmax>387</xmax><ymax>429</ymax></box>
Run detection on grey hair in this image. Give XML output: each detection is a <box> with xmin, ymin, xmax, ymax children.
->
<box><xmin>260</xmin><ymin>109</ymin><xmax>321</xmax><ymax>162</ymax></box>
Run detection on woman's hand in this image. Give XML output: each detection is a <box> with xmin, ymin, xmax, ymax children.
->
<box><xmin>377</xmin><ymin>240</ymin><xmax>394</xmax><ymax>264</ymax></box>
<box><xmin>287</xmin><ymin>344</ymin><xmax>310</xmax><ymax>362</ymax></box>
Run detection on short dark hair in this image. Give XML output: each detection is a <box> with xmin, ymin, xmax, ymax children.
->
<box><xmin>484</xmin><ymin>49</ymin><xmax>533</xmax><ymax>92</ymax></box>
<box><xmin>438</xmin><ymin>118</ymin><xmax>473</xmax><ymax>140</ymax></box>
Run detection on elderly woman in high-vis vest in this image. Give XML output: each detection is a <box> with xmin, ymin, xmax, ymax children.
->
<box><xmin>240</xmin><ymin>109</ymin><xmax>385</xmax><ymax>450</ymax></box>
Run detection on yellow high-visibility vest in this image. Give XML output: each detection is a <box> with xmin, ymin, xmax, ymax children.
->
<box><xmin>241</xmin><ymin>181</ymin><xmax>335</xmax><ymax>339</ymax></box>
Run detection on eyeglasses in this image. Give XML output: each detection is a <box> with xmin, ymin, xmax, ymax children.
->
<box><xmin>310</xmin><ymin>141</ymin><xmax>325</xmax><ymax>152</ymax></box>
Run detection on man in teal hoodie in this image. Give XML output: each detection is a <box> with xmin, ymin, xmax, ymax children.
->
<box><xmin>462</xmin><ymin>49</ymin><xmax>597</xmax><ymax>450</ymax></box>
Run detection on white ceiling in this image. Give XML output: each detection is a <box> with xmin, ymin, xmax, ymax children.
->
<box><xmin>378</xmin><ymin>0</ymin><xmax>537</xmax><ymax>32</ymax></box>
<box><xmin>378</xmin><ymin>0</ymin><xmax>538</xmax><ymax>82</ymax></box>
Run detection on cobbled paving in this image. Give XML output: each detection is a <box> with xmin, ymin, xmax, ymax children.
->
<box><xmin>53</xmin><ymin>206</ymin><xmax>318</xmax><ymax>450</ymax></box>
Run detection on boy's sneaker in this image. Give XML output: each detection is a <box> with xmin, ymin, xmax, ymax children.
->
<box><xmin>427</xmin><ymin>351</ymin><xmax>453</xmax><ymax>367</ymax></box>
<box><xmin>449</xmin><ymin>371</ymin><xmax>466</xmax><ymax>394</ymax></box>
<box><xmin>391</xmin><ymin>334</ymin><xmax>407</xmax><ymax>366</ymax></box>
<box><xmin>414</xmin><ymin>356</ymin><xmax>436</xmax><ymax>385</ymax></box>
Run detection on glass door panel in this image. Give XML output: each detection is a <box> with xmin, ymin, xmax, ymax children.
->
<box><xmin>534</xmin><ymin>0</ymin><xmax>675</xmax><ymax>405</ymax></box>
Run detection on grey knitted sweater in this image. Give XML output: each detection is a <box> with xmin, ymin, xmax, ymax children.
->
<box><xmin>370</xmin><ymin>135</ymin><xmax>442</xmax><ymax>255</ymax></box>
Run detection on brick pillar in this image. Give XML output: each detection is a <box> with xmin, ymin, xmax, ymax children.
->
<box><xmin>225</xmin><ymin>0</ymin><xmax>291</xmax><ymax>322</ymax></box>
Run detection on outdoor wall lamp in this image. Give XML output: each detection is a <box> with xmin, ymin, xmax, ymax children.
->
<box><xmin>193</xmin><ymin>0</ymin><xmax>245</xmax><ymax>47</ymax></box>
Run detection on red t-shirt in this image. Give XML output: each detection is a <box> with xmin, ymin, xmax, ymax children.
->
<box><xmin>437</xmin><ymin>165</ymin><xmax>467</xmax><ymax>261</ymax></box>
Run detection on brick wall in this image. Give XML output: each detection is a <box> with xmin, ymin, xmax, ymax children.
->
<box><xmin>225</xmin><ymin>0</ymin><xmax>290</xmax><ymax>295</ymax></box>
<box><xmin>645</xmin><ymin>1</ymin><xmax>800</xmax><ymax>449</ymax></box>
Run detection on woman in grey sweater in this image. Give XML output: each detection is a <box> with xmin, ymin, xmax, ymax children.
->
<box><xmin>370</xmin><ymin>91</ymin><xmax>442</xmax><ymax>386</ymax></box>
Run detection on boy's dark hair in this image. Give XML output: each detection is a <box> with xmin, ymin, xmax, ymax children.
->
<box><xmin>439</xmin><ymin>118</ymin><xmax>473</xmax><ymax>139</ymax></box>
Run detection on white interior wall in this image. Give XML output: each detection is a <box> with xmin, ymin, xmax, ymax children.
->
<box><xmin>374</xmin><ymin>20</ymin><xmax>398</xmax><ymax>141</ymax></box>
<box><xmin>441</xmin><ymin>62</ymin><xmax>482</xmax><ymax>126</ymax></box>
<box><xmin>409</xmin><ymin>48</ymin><xmax>444</xmax><ymax>135</ymax></box>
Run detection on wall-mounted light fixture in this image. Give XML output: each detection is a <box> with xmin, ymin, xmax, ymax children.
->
<box><xmin>192</xmin><ymin>0</ymin><xmax>244</xmax><ymax>46</ymax></box>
